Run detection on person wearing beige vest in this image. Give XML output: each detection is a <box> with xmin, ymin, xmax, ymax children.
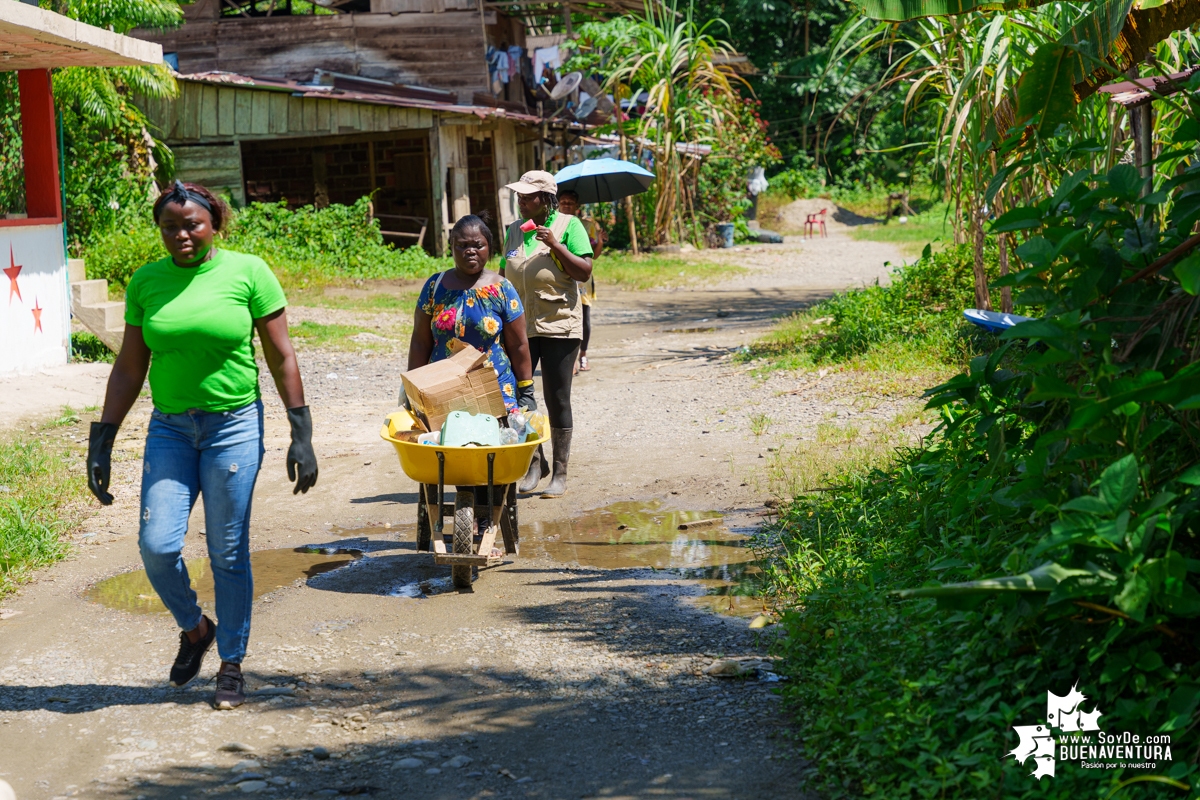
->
<box><xmin>500</xmin><ymin>170</ymin><xmax>594</xmax><ymax>497</ymax></box>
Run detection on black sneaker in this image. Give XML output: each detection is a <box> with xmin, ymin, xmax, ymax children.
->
<box><xmin>214</xmin><ymin>662</ymin><xmax>245</xmax><ymax>710</ymax></box>
<box><xmin>169</xmin><ymin>615</ymin><xmax>215</xmax><ymax>687</ymax></box>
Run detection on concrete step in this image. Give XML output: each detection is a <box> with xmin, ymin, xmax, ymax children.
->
<box><xmin>71</xmin><ymin>279</ymin><xmax>111</xmax><ymax>308</ymax></box>
<box><xmin>68</xmin><ymin>265</ymin><xmax>125</xmax><ymax>353</ymax></box>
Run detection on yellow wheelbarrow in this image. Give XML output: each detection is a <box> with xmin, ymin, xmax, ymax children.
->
<box><xmin>380</xmin><ymin>409</ymin><xmax>550</xmax><ymax>588</ymax></box>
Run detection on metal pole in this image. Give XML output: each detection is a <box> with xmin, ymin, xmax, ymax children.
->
<box><xmin>435</xmin><ymin>451</ymin><xmax>445</xmax><ymax>534</ymax></box>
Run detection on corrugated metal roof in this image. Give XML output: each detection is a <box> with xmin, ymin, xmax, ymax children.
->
<box><xmin>1099</xmin><ymin>66</ymin><xmax>1200</xmax><ymax>108</ymax></box>
<box><xmin>175</xmin><ymin>70</ymin><xmax>546</xmax><ymax>123</ymax></box>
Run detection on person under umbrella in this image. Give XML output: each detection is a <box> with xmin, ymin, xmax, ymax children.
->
<box><xmin>499</xmin><ymin>170</ymin><xmax>594</xmax><ymax>497</ymax></box>
<box><xmin>557</xmin><ymin>188</ymin><xmax>603</xmax><ymax>373</ymax></box>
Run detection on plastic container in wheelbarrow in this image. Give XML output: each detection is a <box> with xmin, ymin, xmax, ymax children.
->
<box><xmin>380</xmin><ymin>408</ymin><xmax>549</xmax><ymax>486</ymax></box>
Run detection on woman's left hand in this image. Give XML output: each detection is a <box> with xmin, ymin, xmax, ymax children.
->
<box><xmin>533</xmin><ymin>225</ymin><xmax>558</xmax><ymax>246</ymax></box>
<box><xmin>286</xmin><ymin>406</ymin><xmax>319</xmax><ymax>495</ymax></box>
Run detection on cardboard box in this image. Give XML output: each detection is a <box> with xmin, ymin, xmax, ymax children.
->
<box><xmin>401</xmin><ymin>340</ymin><xmax>508</xmax><ymax>433</ymax></box>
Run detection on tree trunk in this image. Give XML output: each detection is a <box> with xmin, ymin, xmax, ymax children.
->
<box><xmin>973</xmin><ymin>204</ymin><xmax>991</xmax><ymax>311</ymax></box>
<box><xmin>617</xmin><ymin>113</ymin><xmax>639</xmax><ymax>255</ymax></box>
<box><xmin>998</xmin><ymin>233</ymin><xmax>1012</xmax><ymax>314</ymax></box>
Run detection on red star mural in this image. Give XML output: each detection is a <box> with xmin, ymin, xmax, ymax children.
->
<box><xmin>32</xmin><ymin>297</ymin><xmax>43</xmax><ymax>333</ymax></box>
<box><xmin>3</xmin><ymin>244</ymin><xmax>21</xmax><ymax>305</ymax></box>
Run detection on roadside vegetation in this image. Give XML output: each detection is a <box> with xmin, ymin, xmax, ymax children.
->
<box><xmin>85</xmin><ymin>197</ymin><xmax>446</xmax><ymax>294</ymax></box>
<box><xmin>595</xmin><ymin>251</ymin><xmax>746</xmax><ymax>291</ymax></box>
<box><xmin>750</xmin><ymin>162</ymin><xmax>1200</xmax><ymax>798</ymax></box>
<box><xmin>0</xmin><ymin>409</ymin><xmax>89</xmax><ymax>598</ymax></box>
<box><xmin>747</xmin><ymin>243</ymin><xmax>990</xmax><ymax>374</ymax></box>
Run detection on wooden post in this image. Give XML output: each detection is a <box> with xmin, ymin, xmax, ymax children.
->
<box><xmin>17</xmin><ymin>69</ymin><xmax>62</xmax><ymax>221</ymax></box>
<box><xmin>1127</xmin><ymin>66</ymin><xmax>1153</xmax><ymax>196</ymax></box>
<box><xmin>312</xmin><ymin>147</ymin><xmax>329</xmax><ymax>208</ymax></box>
<box><xmin>617</xmin><ymin>112</ymin><xmax>638</xmax><ymax>255</ymax></box>
<box><xmin>367</xmin><ymin>140</ymin><xmax>376</xmax><ymax>197</ymax></box>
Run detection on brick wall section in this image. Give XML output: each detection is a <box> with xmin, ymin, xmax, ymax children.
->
<box><xmin>242</xmin><ymin>143</ymin><xmax>314</xmax><ymax>207</ymax></box>
<box><xmin>466</xmin><ymin>136</ymin><xmax>496</xmax><ymax>229</ymax></box>
<box><xmin>241</xmin><ymin>135</ymin><xmax>433</xmax><ymax>230</ymax></box>
<box><xmin>326</xmin><ymin>141</ymin><xmax>372</xmax><ymax>206</ymax></box>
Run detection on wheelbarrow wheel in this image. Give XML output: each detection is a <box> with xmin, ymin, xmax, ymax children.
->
<box><xmin>452</xmin><ymin>490</ymin><xmax>474</xmax><ymax>589</ymax></box>
<box><xmin>416</xmin><ymin>485</ymin><xmax>433</xmax><ymax>553</ymax></box>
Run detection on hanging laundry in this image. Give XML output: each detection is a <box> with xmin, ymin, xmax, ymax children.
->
<box><xmin>496</xmin><ymin>50</ymin><xmax>510</xmax><ymax>84</ymax></box>
<box><xmin>507</xmin><ymin>45</ymin><xmax>522</xmax><ymax>81</ymax></box>
<box><xmin>532</xmin><ymin>45</ymin><xmax>561</xmax><ymax>86</ymax></box>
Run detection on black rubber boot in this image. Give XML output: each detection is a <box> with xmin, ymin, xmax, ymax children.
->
<box><xmin>519</xmin><ymin>444</ymin><xmax>548</xmax><ymax>493</ymax></box>
<box><xmin>540</xmin><ymin>428</ymin><xmax>572</xmax><ymax>498</ymax></box>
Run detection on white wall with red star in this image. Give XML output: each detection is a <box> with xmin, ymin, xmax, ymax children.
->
<box><xmin>1</xmin><ymin>224</ymin><xmax>69</xmax><ymax>375</ymax></box>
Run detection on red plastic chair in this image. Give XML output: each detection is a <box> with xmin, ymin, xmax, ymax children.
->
<box><xmin>804</xmin><ymin>208</ymin><xmax>828</xmax><ymax>238</ymax></box>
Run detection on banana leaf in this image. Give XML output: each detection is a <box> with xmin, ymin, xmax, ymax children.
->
<box><xmin>893</xmin><ymin>561</ymin><xmax>1115</xmax><ymax>599</ymax></box>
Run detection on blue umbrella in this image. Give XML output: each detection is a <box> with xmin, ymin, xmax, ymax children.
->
<box><xmin>554</xmin><ymin>158</ymin><xmax>656</xmax><ymax>204</ymax></box>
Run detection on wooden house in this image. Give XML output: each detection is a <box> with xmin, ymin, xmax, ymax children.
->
<box><xmin>138</xmin><ymin>71</ymin><xmax>543</xmax><ymax>254</ymax></box>
<box><xmin>132</xmin><ymin>0</ymin><xmax>642</xmax><ymax>253</ymax></box>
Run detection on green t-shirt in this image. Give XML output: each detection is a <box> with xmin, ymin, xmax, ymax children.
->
<box><xmin>499</xmin><ymin>210</ymin><xmax>595</xmax><ymax>269</ymax></box>
<box><xmin>125</xmin><ymin>249</ymin><xmax>287</xmax><ymax>414</ymax></box>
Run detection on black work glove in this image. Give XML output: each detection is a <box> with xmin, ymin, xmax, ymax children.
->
<box><xmin>516</xmin><ymin>382</ymin><xmax>537</xmax><ymax>412</ymax></box>
<box><xmin>87</xmin><ymin>422</ymin><xmax>119</xmax><ymax>505</ymax></box>
<box><xmin>286</xmin><ymin>406</ymin><xmax>318</xmax><ymax>495</ymax></box>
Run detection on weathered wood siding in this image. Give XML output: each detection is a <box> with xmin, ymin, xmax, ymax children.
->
<box><xmin>173</xmin><ymin>143</ymin><xmax>245</xmax><ymax>205</ymax></box>
<box><xmin>140</xmin><ymin>82</ymin><xmax>436</xmax><ymax>144</ymax></box>
<box><xmin>135</xmin><ymin>11</ymin><xmax>490</xmax><ymax>101</ymax></box>
<box><xmin>492</xmin><ymin>122</ymin><xmax>518</xmax><ymax>229</ymax></box>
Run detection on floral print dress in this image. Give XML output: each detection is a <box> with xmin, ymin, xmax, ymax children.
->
<box><xmin>417</xmin><ymin>273</ymin><xmax>525</xmax><ymax>410</ymax></box>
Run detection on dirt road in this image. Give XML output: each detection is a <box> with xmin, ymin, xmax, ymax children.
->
<box><xmin>0</xmin><ymin>232</ymin><xmax>911</xmax><ymax>800</ymax></box>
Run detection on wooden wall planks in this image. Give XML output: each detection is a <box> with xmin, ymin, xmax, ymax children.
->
<box><xmin>135</xmin><ymin>10</ymin><xmax>490</xmax><ymax>100</ymax></box>
<box><xmin>174</xmin><ymin>143</ymin><xmax>245</xmax><ymax>206</ymax></box>
<box><xmin>145</xmin><ymin>81</ymin><xmax>446</xmax><ymax>145</ymax></box>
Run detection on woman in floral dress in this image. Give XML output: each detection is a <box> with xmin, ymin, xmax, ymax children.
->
<box><xmin>406</xmin><ymin>214</ymin><xmax>536</xmax><ymax>415</ymax></box>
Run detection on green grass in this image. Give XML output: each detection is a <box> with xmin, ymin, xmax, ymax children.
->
<box><xmin>290</xmin><ymin>286</ymin><xmax>421</xmax><ymax>311</ymax></box>
<box><xmin>0</xmin><ymin>409</ymin><xmax>86</xmax><ymax>597</ymax></box>
<box><xmin>70</xmin><ymin>331</ymin><xmax>116</xmax><ymax>363</ymax></box>
<box><xmin>849</xmin><ymin>201</ymin><xmax>955</xmax><ymax>257</ymax></box>
<box><xmin>287</xmin><ymin>320</ymin><xmax>406</xmax><ymax>351</ymax></box>
<box><xmin>744</xmin><ymin>242</ymin><xmax>991</xmax><ymax>374</ymax></box>
<box><xmin>594</xmin><ymin>251</ymin><xmax>745</xmax><ymax>290</ymax></box>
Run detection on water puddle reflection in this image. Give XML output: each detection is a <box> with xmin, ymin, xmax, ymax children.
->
<box><xmin>527</xmin><ymin>501</ymin><xmax>767</xmax><ymax>616</ymax></box>
<box><xmin>86</xmin><ymin>547</ymin><xmax>361</xmax><ymax>614</ymax></box>
<box><xmin>328</xmin><ymin>523</ymin><xmax>416</xmax><ymax>538</ymax></box>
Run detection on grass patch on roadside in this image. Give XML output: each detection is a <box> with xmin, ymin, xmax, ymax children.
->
<box><xmin>744</xmin><ymin>242</ymin><xmax>991</xmax><ymax>374</ymax></box>
<box><xmin>290</xmin><ymin>286</ymin><xmax>421</xmax><ymax>312</ymax></box>
<box><xmin>288</xmin><ymin>321</ymin><xmax>388</xmax><ymax>350</ymax></box>
<box><xmin>595</xmin><ymin>251</ymin><xmax>745</xmax><ymax>290</ymax></box>
<box><xmin>848</xmin><ymin>201</ymin><xmax>954</xmax><ymax>257</ymax></box>
<box><xmin>0</xmin><ymin>408</ymin><xmax>87</xmax><ymax>597</ymax></box>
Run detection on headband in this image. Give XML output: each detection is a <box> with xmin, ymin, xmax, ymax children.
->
<box><xmin>156</xmin><ymin>180</ymin><xmax>213</xmax><ymax>215</ymax></box>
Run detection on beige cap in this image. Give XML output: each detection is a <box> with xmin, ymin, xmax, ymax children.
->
<box><xmin>505</xmin><ymin>170</ymin><xmax>557</xmax><ymax>195</ymax></box>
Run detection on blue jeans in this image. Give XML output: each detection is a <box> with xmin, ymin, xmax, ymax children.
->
<box><xmin>139</xmin><ymin>400</ymin><xmax>264</xmax><ymax>664</ymax></box>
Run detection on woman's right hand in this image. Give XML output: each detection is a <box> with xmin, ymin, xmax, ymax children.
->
<box><xmin>87</xmin><ymin>422</ymin><xmax>119</xmax><ymax>505</ymax></box>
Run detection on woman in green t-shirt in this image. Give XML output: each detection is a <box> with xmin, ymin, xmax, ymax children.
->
<box><xmin>86</xmin><ymin>181</ymin><xmax>317</xmax><ymax>711</ymax></box>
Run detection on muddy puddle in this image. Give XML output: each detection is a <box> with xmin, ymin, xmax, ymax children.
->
<box><xmin>86</xmin><ymin>547</ymin><xmax>361</xmax><ymax>614</ymax></box>
<box><xmin>328</xmin><ymin>523</ymin><xmax>416</xmax><ymax>538</ymax></box>
<box><xmin>526</xmin><ymin>501</ymin><xmax>767</xmax><ymax>616</ymax></box>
